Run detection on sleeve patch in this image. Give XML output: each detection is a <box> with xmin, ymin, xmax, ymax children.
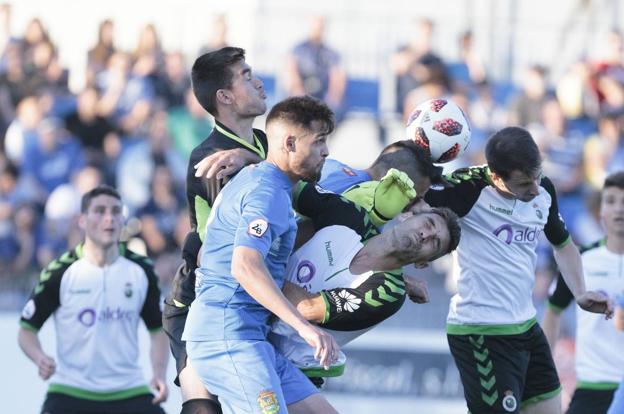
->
<box><xmin>248</xmin><ymin>218</ymin><xmax>269</xmax><ymax>237</ymax></box>
<box><xmin>21</xmin><ymin>299</ymin><xmax>36</xmax><ymax>319</ymax></box>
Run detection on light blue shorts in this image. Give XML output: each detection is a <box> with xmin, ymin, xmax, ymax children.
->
<box><xmin>186</xmin><ymin>339</ymin><xmax>318</xmax><ymax>414</ymax></box>
<box><xmin>608</xmin><ymin>378</ymin><xmax>624</xmax><ymax>414</ymax></box>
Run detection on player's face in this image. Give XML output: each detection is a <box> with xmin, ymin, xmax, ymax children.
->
<box><xmin>226</xmin><ymin>60</ymin><xmax>267</xmax><ymax>117</ymax></box>
<box><xmin>290</xmin><ymin>121</ymin><xmax>330</xmax><ymax>182</ymax></box>
<box><xmin>494</xmin><ymin>169</ymin><xmax>542</xmax><ymax>202</ymax></box>
<box><xmin>80</xmin><ymin>195</ymin><xmax>123</xmax><ymax>249</ymax></box>
<box><xmin>601</xmin><ymin>186</ymin><xmax>624</xmax><ymax>237</ymax></box>
<box><xmin>392</xmin><ymin>211</ymin><xmax>450</xmax><ymax>263</ymax></box>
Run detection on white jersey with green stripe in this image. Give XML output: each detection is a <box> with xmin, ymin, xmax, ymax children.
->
<box><xmin>425</xmin><ymin>167</ymin><xmax>570</xmax><ymax>331</ymax></box>
<box><xmin>270</xmin><ymin>225</ymin><xmax>372</xmax><ymax>372</ymax></box>
<box><xmin>20</xmin><ymin>245</ymin><xmax>162</xmax><ymax>399</ymax></box>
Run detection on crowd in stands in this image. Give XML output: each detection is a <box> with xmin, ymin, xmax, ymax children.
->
<box><xmin>0</xmin><ymin>7</ymin><xmax>623</xmax><ymax>317</ymax></box>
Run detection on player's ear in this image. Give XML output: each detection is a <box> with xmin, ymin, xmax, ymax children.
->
<box><xmin>414</xmin><ymin>261</ymin><xmax>429</xmax><ymax>269</ymax></box>
<box><xmin>215</xmin><ymin>89</ymin><xmax>231</xmax><ymax>105</ymax></box>
<box><xmin>285</xmin><ymin>134</ymin><xmax>296</xmax><ymax>152</ymax></box>
<box><xmin>78</xmin><ymin>214</ymin><xmax>87</xmax><ymax>231</ymax></box>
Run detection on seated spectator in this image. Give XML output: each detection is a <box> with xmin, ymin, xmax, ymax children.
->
<box><xmin>20</xmin><ymin>117</ymin><xmax>85</xmax><ymax>203</ymax></box>
<box><xmin>448</xmin><ymin>30</ymin><xmax>486</xmax><ymax>96</ymax></box>
<box><xmin>19</xmin><ymin>18</ymin><xmax>50</xmax><ymax>70</ymax></box>
<box><xmin>507</xmin><ymin>64</ymin><xmax>552</xmax><ymax>127</ymax></box>
<box><xmin>86</xmin><ymin>19</ymin><xmax>116</xmax><ymax>87</ymax></box>
<box><xmin>584</xmin><ymin>110</ymin><xmax>624</xmax><ymax>190</ymax></box>
<box><xmin>4</xmin><ymin>96</ymin><xmax>43</xmax><ymax>165</ymax></box>
<box><xmin>392</xmin><ymin>18</ymin><xmax>449</xmax><ymax>114</ymax></box>
<box><xmin>197</xmin><ymin>14</ymin><xmax>228</xmax><ymax>55</ymax></box>
<box><xmin>166</xmin><ymin>88</ymin><xmax>213</xmax><ymax>159</ymax></box>
<box><xmin>284</xmin><ymin>15</ymin><xmax>346</xmax><ymax>121</ymax></box>
<box><xmin>153</xmin><ymin>51</ymin><xmax>190</xmax><ymax>109</ymax></box>
<box><xmin>132</xmin><ymin>23</ymin><xmax>166</xmax><ymax>92</ymax></box>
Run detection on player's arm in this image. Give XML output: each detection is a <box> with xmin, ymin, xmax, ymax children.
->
<box><xmin>194</xmin><ymin>147</ymin><xmax>263</xmax><ymax>181</ymax></box>
<box><xmin>424</xmin><ymin>167</ymin><xmax>487</xmax><ymax>217</ymax></box>
<box><xmin>231</xmin><ymin>246</ymin><xmax>338</xmax><ymax>368</ymax></box>
<box><xmin>17</xmin><ymin>260</ymin><xmax>66</xmax><ymax>380</ymax></box>
<box><xmin>541</xmin><ymin>273</ymin><xmax>574</xmax><ymax>350</ymax></box>
<box><xmin>542</xmin><ymin>177</ymin><xmax>614</xmax><ymax>317</ymax></box>
<box><xmin>284</xmin><ymin>271</ymin><xmax>406</xmax><ymax>331</ymax></box>
<box><xmin>149</xmin><ymin>331</ymin><xmax>169</xmax><ymax>403</ymax></box>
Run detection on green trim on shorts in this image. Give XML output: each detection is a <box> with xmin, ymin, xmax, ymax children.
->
<box><xmin>301</xmin><ymin>364</ymin><xmax>345</xmax><ymax>378</ymax></box>
<box><xmin>576</xmin><ymin>381</ymin><xmax>620</xmax><ymax>390</ymax></box>
<box><xmin>48</xmin><ymin>384</ymin><xmax>152</xmax><ymax>401</ymax></box>
<box><xmin>320</xmin><ymin>291</ymin><xmax>330</xmax><ymax>324</ymax></box>
<box><xmin>446</xmin><ymin>318</ymin><xmax>536</xmax><ymax>335</ymax></box>
<box><xmin>19</xmin><ymin>320</ymin><xmax>39</xmax><ymax>332</ymax></box>
<box><xmin>147</xmin><ymin>326</ymin><xmax>163</xmax><ymax>333</ymax></box>
<box><xmin>547</xmin><ymin>301</ymin><xmax>565</xmax><ymax>314</ymax></box>
<box><xmin>520</xmin><ymin>386</ymin><xmax>561</xmax><ymax>408</ymax></box>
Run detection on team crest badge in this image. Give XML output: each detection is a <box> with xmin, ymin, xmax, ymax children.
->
<box><xmin>257</xmin><ymin>390</ymin><xmax>280</xmax><ymax>413</ymax></box>
<box><xmin>124</xmin><ymin>282</ymin><xmax>133</xmax><ymax>298</ymax></box>
<box><xmin>248</xmin><ymin>218</ymin><xmax>269</xmax><ymax>237</ymax></box>
<box><xmin>502</xmin><ymin>390</ymin><xmax>517</xmax><ymax>412</ymax></box>
<box><xmin>533</xmin><ymin>203</ymin><xmax>543</xmax><ymax>219</ymax></box>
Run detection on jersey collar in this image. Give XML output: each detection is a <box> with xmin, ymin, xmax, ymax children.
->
<box><xmin>214</xmin><ymin>121</ymin><xmax>266</xmax><ymax>160</ymax></box>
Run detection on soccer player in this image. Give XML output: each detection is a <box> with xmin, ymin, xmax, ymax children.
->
<box><xmin>542</xmin><ymin>171</ymin><xmax>624</xmax><ymax>414</ymax></box>
<box><xmin>182</xmin><ymin>96</ymin><xmax>339</xmax><ymax>414</ymax></box>
<box><xmin>424</xmin><ymin>126</ymin><xmax>613</xmax><ymax>414</ymax></box>
<box><xmin>270</xmin><ymin>181</ymin><xmax>461</xmax><ymax>378</ymax></box>
<box><xmin>18</xmin><ymin>185</ymin><xmax>168</xmax><ymax>414</ymax></box>
<box><xmin>161</xmin><ymin>47</ymin><xmax>268</xmax><ymax>414</ymax></box>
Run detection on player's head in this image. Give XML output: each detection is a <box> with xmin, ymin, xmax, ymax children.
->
<box><xmin>486</xmin><ymin>126</ymin><xmax>543</xmax><ymax>202</ymax></box>
<box><xmin>388</xmin><ymin>207</ymin><xmax>460</xmax><ymax>265</ymax></box>
<box><xmin>265</xmin><ymin>96</ymin><xmax>334</xmax><ymax>182</ymax></box>
<box><xmin>601</xmin><ymin>171</ymin><xmax>624</xmax><ymax>237</ymax></box>
<box><xmin>80</xmin><ymin>185</ymin><xmax>123</xmax><ymax>249</ymax></box>
<box><xmin>369</xmin><ymin>140</ymin><xmax>442</xmax><ymax>197</ymax></box>
<box><xmin>191</xmin><ymin>46</ymin><xmax>266</xmax><ymax>118</ymax></box>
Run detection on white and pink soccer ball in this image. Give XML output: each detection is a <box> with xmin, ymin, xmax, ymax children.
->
<box><xmin>405</xmin><ymin>98</ymin><xmax>471</xmax><ymax>163</ymax></box>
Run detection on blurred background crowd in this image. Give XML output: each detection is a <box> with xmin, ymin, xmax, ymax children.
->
<box><xmin>0</xmin><ymin>0</ymin><xmax>622</xmax><ymax>350</ymax></box>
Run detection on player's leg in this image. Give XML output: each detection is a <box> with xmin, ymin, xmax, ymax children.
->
<box><xmin>566</xmin><ymin>388</ymin><xmax>615</xmax><ymax>414</ymax></box>
<box><xmin>447</xmin><ymin>332</ymin><xmax>528</xmax><ymax>413</ymax></box>
<box><xmin>186</xmin><ymin>339</ymin><xmax>288</xmax><ymax>414</ymax></box>
<box><xmin>519</xmin><ymin>324</ymin><xmax>562</xmax><ymax>414</ymax></box>
<box><xmin>288</xmin><ymin>393</ymin><xmax>339</xmax><ymax>414</ymax></box>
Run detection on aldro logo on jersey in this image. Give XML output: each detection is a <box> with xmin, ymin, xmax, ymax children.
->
<box><xmin>493</xmin><ymin>224</ymin><xmax>542</xmax><ymax>245</ymax></box>
<box><xmin>248</xmin><ymin>218</ymin><xmax>268</xmax><ymax>237</ymax></box>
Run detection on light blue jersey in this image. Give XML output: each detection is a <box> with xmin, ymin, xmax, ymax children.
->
<box><xmin>319</xmin><ymin>158</ymin><xmax>371</xmax><ymax>193</ymax></box>
<box><xmin>182</xmin><ymin>161</ymin><xmax>317</xmax><ymax>413</ymax></box>
<box><xmin>183</xmin><ymin>161</ymin><xmax>297</xmax><ymax>341</ymax></box>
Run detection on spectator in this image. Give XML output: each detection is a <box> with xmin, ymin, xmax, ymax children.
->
<box><xmin>197</xmin><ymin>14</ymin><xmax>228</xmax><ymax>55</ymax></box>
<box><xmin>4</xmin><ymin>96</ymin><xmax>43</xmax><ymax>165</ymax></box>
<box><xmin>584</xmin><ymin>110</ymin><xmax>624</xmax><ymax>190</ymax></box>
<box><xmin>132</xmin><ymin>23</ymin><xmax>165</xmax><ymax>90</ymax></box>
<box><xmin>86</xmin><ymin>19</ymin><xmax>116</xmax><ymax>87</ymax></box>
<box><xmin>284</xmin><ymin>15</ymin><xmax>346</xmax><ymax>121</ymax></box>
<box><xmin>448</xmin><ymin>30</ymin><xmax>486</xmax><ymax>96</ymax></box>
<box><xmin>392</xmin><ymin>18</ymin><xmax>449</xmax><ymax>114</ymax></box>
<box><xmin>507</xmin><ymin>64</ymin><xmax>552</xmax><ymax>127</ymax></box>
<box><xmin>19</xmin><ymin>18</ymin><xmax>50</xmax><ymax>70</ymax></box>
<box><xmin>153</xmin><ymin>51</ymin><xmax>191</xmax><ymax>109</ymax></box>
<box><xmin>0</xmin><ymin>3</ymin><xmax>19</xmax><ymax>75</ymax></box>
<box><xmin>166</xmin><ymin>87</ymin><xmax>213</xmax><ymax>159</ymax></box>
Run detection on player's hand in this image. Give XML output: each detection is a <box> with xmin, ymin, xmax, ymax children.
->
<box><xmin>405</xmin><ymin>276</ymin><xmax>429</xmax><ymax>304</ymax></box>
<box><xmin>577</xmin><ymin>291</ymin><xmax>614</xmax><ymax>319</ymax></box>
<box><xmin>150</xmin><ymin>376</ymin><xmax>168</xmax><ymax>404</ymax></box>
<box><xmin>297</xmin><ymin>323</ymin><xmax>340</xmax><ymax>370</ymax></box>
<box><xmin>194</xmin><ymin>148</ymin><xmax>262</xmax><ymax>180</ymax></box>
<box><xmin>36</xmin><ymin>354</ymin><xmax>56</xmax><ymax>380</ymax></box>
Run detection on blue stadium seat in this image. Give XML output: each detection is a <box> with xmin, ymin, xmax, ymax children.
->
<box><xmin>344</xmin><ymin>78</ymin><xmax>379</xmax><ymax>116</ymax></box>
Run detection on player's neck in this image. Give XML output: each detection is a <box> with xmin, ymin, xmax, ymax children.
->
<box><xmin>606</xmin><ymin>234</ymin><xmax>624</xmax><ymax>254</ymax></box>
<box><xmin>217</xmin><ymin>114</ymin><xmax>255</xmax><ymax>144</ymax></box>
<box><xmin>82</xmin><ymin>239</ymin><xmax>120</xmax><ymax>267</ymax></box>
<box><xmin>350</xmin><ymin>238</ymin><xmax>400</xmax><ymax>274</ymax></box>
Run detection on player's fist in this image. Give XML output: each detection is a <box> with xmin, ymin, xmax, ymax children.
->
<box><xmin>37</xmin><ymin>354</ymin><xmax>56</xmax><ymax>380</ymax></box>
<box><xmin>405</xmin><ymin>276</ymin><xmax>429</xmax><ymax>304</ymax></box>
<box><xmin>577</xmin><ymin>291</ymin><xmax>614</xmax><ymax>319</ymax></box>
<box><xmin>343</xmin><ymin>168</ymin><xmax>417</xmax><ymax>227</ymax></box>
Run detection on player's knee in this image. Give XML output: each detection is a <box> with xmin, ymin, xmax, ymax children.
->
<box><xmin>180</xmin><ymin>398</ymin><xmax>222</xmax><ymax>414</ymax></box>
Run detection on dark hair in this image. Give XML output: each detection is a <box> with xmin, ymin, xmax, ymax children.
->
<box><xmin>266</xmin><ymin>96</ymin><xmax>335</xmax><ymax>136</ymax></box>
<box><xmin>485</xmin><ymin>127</ymin><xmax>542</xmax><ymax>180</ymax></box>
<box><xmin>370</xmin><ymin>140</ymin><xmax>443</xmax><ymax>185</ymax></box>
<box><xmin>81</xmin><ymin>185</ymin><xmax>121</xmax><ymax>213</ymax></box>
<box><xmin>604</xmin><ymin>171</ymin><xmax>624</xmax><ymax>190</ymax></box>
<box><xmin>430</xmin><ymin>207</ymin><xmax>461</xmax><ymax>256</ymax></box>
<box><xmin>191</xmin><ymin>47</ymin><xmax>245</xmax><ymax>117</ymax></box>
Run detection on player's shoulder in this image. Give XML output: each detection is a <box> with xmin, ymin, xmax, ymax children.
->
<box><xmin>39</xmin><ymin>246</ymin><xmax>81</xmax><ymax>283</ymax></box>
<box><xmin>120</xmin><ymin>244</ymin><xmax>156</xmax><ymax>275</ymax></box>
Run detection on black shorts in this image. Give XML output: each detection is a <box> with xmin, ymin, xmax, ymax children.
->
<box><xmin>41</xmin><ymin>392</ymin><xmax>165</xmax><ymax>414</ymax></box>
<box><xmin>567</xmin><ymin>388</ymin><xmax>616</xmax><ymax>414</ymax></box>
<box><xmin>162</xmin><ymin>297</ymin><xmax>190</xmax><ymax>386</ymax></box>
<box><xmin>447</xmin><ymin>323</ymin><xmax>560</xmax><ymax>414</ymax></box>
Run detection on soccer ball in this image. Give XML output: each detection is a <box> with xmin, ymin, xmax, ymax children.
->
<box><xmin>405</xmin><ymin>99</ymin><xmax>471</xmax><ymax>163</ymax></box>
